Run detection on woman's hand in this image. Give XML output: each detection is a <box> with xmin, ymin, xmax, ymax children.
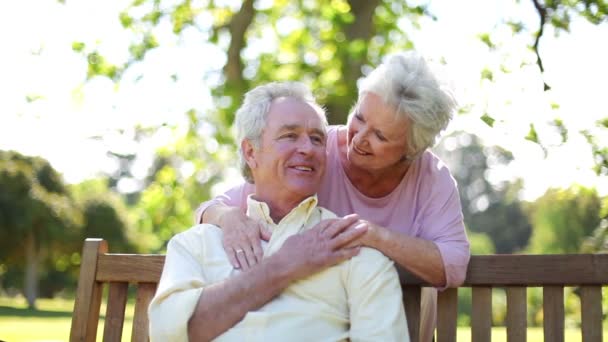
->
<box><xmin>342</xmin><ymin>218</ymin><xmax>385</xmax><ymax>249</ymax></box>
<box><xmin>276</xmin><ymin>214</ymin><xmax>368</xmax><ymax>280</ymax></box>
<box><xmin>215</xmin><ymin>206</ymin><xmax>272</xmax><ymax>270</ymax></box>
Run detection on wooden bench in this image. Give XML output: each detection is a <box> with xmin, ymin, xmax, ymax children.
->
<box><xmin>70</xmin><ymin>238</ymin><xmax>608</xmax><ymax>342</ymax></box>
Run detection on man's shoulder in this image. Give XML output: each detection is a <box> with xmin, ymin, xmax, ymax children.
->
<box><xmin>356</xmin><ymin>247</ymin><xmax>393</xmax><ymax>264</ymax></box>
<box><xmin>316</xmin><ymin>206</ymin><xmax>338</xmax><ymax>220</ymax></box>
<box><xmin>170</xmin><ymin>224</ymin><xmax>223</xmax><ymax>248</ymax></box>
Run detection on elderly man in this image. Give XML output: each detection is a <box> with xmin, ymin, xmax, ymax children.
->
<box><xmin>148</xmin><ymin>82</ymin><xmax>409</xmax><ymax>341</ymax></box>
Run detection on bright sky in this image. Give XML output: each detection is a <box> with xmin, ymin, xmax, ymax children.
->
<box><xmin>1</xmin><ymin>0</ymin><xmax>607</xmax><ymax>200</ymax></box>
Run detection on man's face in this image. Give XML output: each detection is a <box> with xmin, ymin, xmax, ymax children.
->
<box><xmin>246</xmin><ymin>97</ymin><xmax>327</xmax><ymax>204</ymax></box>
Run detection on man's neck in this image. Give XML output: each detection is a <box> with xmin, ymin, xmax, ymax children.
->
<box><xmin>251</xmin><ymin>193</ymin><xmax>303</xmax><ymax>224</ymax></box>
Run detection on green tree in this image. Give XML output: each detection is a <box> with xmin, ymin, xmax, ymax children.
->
<box><xmin>434</xmin><ymin>132</ymin><xmax>532</xmax><ymax>253</ymax></box>
<box><xmin>71</xmin><ymin>179</ymin><xmax>138</xmax><ymax>253</ymax></box>
<box><xmin>74</xmin><ymin>0</ymin><xmax>606</xmax><ymax>249</ymax></box>
<box><xmin>0</xmin><ymin>150</ymin><xmax>80</xmax><ymax>308</ymax></box>
<box><xmin>527</xmin><ymin>186</ymin><xmax>602</xmax><ymax>254</ymax></box>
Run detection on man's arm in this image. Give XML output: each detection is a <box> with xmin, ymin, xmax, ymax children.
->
<box><xmin>187</xmin><ymin>255</ymin><xmax>293</xmax><ymax>341</ymax></box>
<box><xmin>149</xmin><ymin>218</ymin><xmax>366</xmax><ymax>341</ymax></box>
<box><xmin>346</xmin><ymin>248</ymin><xmax>409</xmax><ymax>342</ymax></box>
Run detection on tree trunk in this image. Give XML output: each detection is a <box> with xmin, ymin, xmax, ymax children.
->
<box><xmin>24</xmin><ymin>231</ymin><xmax>38</xmax><ymax>309</ymax></box>
<box><xmin>326</xmin><ymin>0</ymin><xmax>381</xmax><ymax>124</ymax></box>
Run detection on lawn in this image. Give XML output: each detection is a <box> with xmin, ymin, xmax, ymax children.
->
<box><xmin>0</xmin><ymin>296</ymin><xmax>133</xmax><ymax>342</ymax></box>
<box><xmin>0</xmin><ymin>296</ymin><xmax>601</xmax><ymax>341</ymax></box>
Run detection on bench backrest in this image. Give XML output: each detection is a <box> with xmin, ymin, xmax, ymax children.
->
<box><xmin>70</xmin><ymin>238</ymin><xmax>608</xmax><ymax>342</ymax></box>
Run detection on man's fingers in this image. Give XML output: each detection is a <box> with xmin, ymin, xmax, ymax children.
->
<box><xmin>330</xmin><ymin>222</ymin><xmax>368</xmax><ymax>249</ymax></box>
<box><xmin>334</xmin><ymin>246</ymin><xmax>361</xmax><ymax>263</ymax></box>
<box><xmin>323</xmin><ymin>214</ymin><xmax>359</xmax><ymax>238</ymax></box>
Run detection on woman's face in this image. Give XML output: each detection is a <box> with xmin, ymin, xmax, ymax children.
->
<box><xmin>346</xmin><ymin>92</ymin><xmax>410</xmax><ymax>172</ymax></box>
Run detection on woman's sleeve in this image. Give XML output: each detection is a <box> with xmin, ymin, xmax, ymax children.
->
<box><xmin>419</xmin><ymin>166</ymin><xmax>471</xmax><ymax>288</ymax></box>
<box><xmin>193</xmin><ymin>182</ymin><xmax>255</xmax><ymax>224</ymax></box>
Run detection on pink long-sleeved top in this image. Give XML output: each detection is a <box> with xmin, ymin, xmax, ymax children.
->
<box><xmin>197</xmin><ymin>125</ymin><xmax>470</xmax><ymax>287</ymax></box>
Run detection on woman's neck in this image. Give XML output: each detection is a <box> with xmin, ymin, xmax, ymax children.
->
<box><xmin>342</xmin><ymin>157</ymin><xmax>409</xmax><ymax>198</ymax></box>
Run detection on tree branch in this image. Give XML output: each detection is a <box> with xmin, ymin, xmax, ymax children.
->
<box><xmin>531</xmin><ymin>0</ymin><xmax>551</xmax><ymax>91</ymax></box>
<box><xmin>224</xmin><ymin>0</ymin><xmax>254</xmax><ymax>91</ymax></box>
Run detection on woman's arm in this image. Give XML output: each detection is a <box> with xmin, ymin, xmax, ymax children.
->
<box><xmin>362</xmin><ymin>225</ymin><xmax>447</xmax><ymax>287</ymax></box>
<box><xmin>196</xmin><ymin>183</ymin><xmax>272</xmax><ymax>270</ymax></box>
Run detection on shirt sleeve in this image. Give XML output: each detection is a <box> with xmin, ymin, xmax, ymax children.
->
<box><xmin>193</xmin><ymin>182</ymin><xmax>255</xmax><ymax>224</ymax></box>
<box><xmin>148</xmin><ymin>228</ymin><xmax>207</xmax><ymax>341</ymax></box>
<box><xmin>345</xmin><ymin>248</ymin><xmax>410</xmax><ymax>342</ymax></box>
<box><xmin>418</xmin><ymin>164</ymin><xmax>471</xmax><ymax>289</ymax></box>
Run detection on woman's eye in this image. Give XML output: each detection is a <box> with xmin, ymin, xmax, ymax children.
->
<box><xmin>375</xmin><ymin>132</ymin><xmax>387</xmax><ymax>141</ymax></box>
<box><xmin>355</xmin><ymin>114</ymin><xmax>364</xmax><ymax>122</ymax></box>
<box><xmin>281</xmin><ymin>133</ymin><xmax>297</xmax><ymax>139</ymax></box>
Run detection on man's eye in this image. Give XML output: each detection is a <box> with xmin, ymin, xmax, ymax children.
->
<box><xmin>355</xmin><ymin>114</ymin><xmax>364</xmax><ymax>122</ymax></box>
<box><xmin>281</xmin><ymin>133</ymin><xmax>297</xmax><ymax>139</ymax></box>
<box><xmin>311</xmin><ymin>135</ymin><xmax>325</xmax><ymax>145</ymax></box>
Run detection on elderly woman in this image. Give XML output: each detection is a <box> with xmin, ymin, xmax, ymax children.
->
<box><xmin>197</xmin><ymin>51</ymin><xmax>470</xmax><ymax>342</ymax></box>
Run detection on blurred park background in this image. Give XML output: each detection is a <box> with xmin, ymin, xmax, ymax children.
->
<box><xmin>1</xmin><ymin>0</ymin><xmax>607</xmax><ymax>340</ymax></box>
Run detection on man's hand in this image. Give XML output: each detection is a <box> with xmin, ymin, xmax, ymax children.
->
<box><xmin>216</xmin><ymin>206</ymin><xmax>272</xmax><ymax>270</ymax></box>
<box><xmin>276</xmin><ymin>214</ymin><xmax>368</xmax><ymax>280</ymax></box>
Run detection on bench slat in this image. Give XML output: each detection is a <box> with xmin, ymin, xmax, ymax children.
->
<box><xmin>506</xmin><ymin>287</ymin><xmax>527</xmax><ymax>342</ymax></box>
<box><xmin>543</xmin><ymin>286</ymin><xmax>564</xmax><ymax>342</ymax></box>
<box><xmin>97</xmin><ymin>254</ymin><xmax>165</xmax><ymax>283</ymax></box>
<box><xmin>132</xmin><ymin>282</ymin><xmax>157</xmax><ymax>342</ymax></box>
<box><xmin>465</xmin><ymin>255</ymin><xmax>608</xmax><ymax>286</ymax></box>
<box><xmin>403</xmin><ymin>285</ymin><xmax>421</xmax><ymax>341</ymax></box>
<box><xmin>472</xmin><ymin>287</ymin><xmax>492</xmax><ymax>342</ymax></box>
<box><xmin>70</xmin><ymin>239</ymin><xmax>107</xmax><ymax>342</ymax></box>
<box><xmin>103</xmin><ymin>282</ymin><xmax>129</xmax><ymax>342</ymax></box>
<box><xmin>581</xmin><ymin>285</ymin><xmax>603</xmax><ymax>342</ymax></box>
<box><xmin>437</xmin><ymin>288</ymin><xmax>458</xmax><ymax>342</ymax></box>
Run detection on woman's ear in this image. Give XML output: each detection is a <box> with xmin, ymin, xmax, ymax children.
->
<box><xmin>242</xmin><ymin>139</ymin><xmax>257</xmax><ymax>170</ymax></box>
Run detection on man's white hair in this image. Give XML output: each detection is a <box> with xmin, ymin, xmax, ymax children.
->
<box><xmin>357</xmin><ymin>51</ymin><xmax>457</xmax><ymax>159</ymax></box>
<box><xmin>235</xmin><ymin>81</ymin><xmax>326</xmax><ymax>183</ymax></box>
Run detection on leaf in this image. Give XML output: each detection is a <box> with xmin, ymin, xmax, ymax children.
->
<box><xmin>477</xmin><ymin>33</ymin><xmax>494</xmax><ymax>49</ymax></box>
<box><xmin>525</xmin><ymin>123</ymin><xmax>539</xmax><ymax>143</ymax></box>
<box><xmin>481</xmin><ymin>68</ymin><xmax>493</xmax><ymax>81</ymax></box>
<box><xmin>480</xmin><ymin>113</ymin><xmax>495</xmax><ymax>127</ymax></box>
<box><xmin>550</xmin><ymin>118</ymin><xmax>568</xmax><ymax>143</ymax></box>
<box><xmin>71</xmin><ymin>42</ymin><xmax>85</xmax><ymax>52</ymax></box>
<box><xmin>119</xmin><ymin>12</ymin><xmax>134</xmax><ymax>28</ymax></box>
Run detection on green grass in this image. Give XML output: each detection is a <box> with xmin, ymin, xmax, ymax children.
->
<box><xmin>0</xmin><ymin>296</ymin><xmax>605</xmax><ymax>341</ymax></box>
<box><xmin>0</xmin><ymin>296</ymin><xmax>133</xmax><ymax>342</ymax></box>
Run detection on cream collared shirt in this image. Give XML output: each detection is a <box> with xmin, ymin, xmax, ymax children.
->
<box><xmin>149</xmin><ymin>195</ymin><xmax>409</xmax><ymax>341</ymax></box>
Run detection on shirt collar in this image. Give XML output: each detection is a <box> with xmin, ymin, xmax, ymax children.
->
<box><xmin>246</xmin><ymin>194</ymin><xmax>319</xmax><ymax>230</ymax></box>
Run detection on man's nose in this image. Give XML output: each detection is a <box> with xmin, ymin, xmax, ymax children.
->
<box><xmin>297</xmin><ymin>136</ymin><xmax>314</xmax><ymax>153</ymax></box>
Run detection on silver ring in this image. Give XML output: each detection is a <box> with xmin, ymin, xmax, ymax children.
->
<box><xmin>235</xmin><ymin>249</ymin><xmax>244</xmax><ymax>254</ymax></box>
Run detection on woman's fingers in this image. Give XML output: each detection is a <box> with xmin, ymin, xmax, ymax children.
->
<box><xmin>320</xmin><ymin>214</ymin><xmax>359</xmax><ymax>238</ymax></box>
<box><xmin>330</xmin><ymin>221</ymin><xmax>368</xmax><ymax>249</ymax></box>
<box><xmin>224</xmin><ymin>242</ymin><xmax>241</xmax><ymax>269</ymax></box>
<box><xmin>235</xmin><ymin>247</ymin><xmax>250</xmax><ymax>270</ymax></box>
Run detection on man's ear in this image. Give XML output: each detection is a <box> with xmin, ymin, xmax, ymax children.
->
<box><xmin>242</xmin><ymin>139</ymin><xmax>257</xmax><ymax>170</ymax></box>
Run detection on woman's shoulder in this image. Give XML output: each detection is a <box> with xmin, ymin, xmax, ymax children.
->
<box><xmin>416</xmin><ymin>150</ymin><xmax>457</xmax><ymax>187</ymax></box>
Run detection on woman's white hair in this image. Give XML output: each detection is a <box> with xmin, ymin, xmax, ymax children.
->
<box><xmin>235</xmin><ymin>81</ymin><xmax>326</xmax><ymax>183</ymax></box>
<box><xmin>358</xmin><ymin>51</ymin><xmax>457</xmax><ymax>160</ymax></box>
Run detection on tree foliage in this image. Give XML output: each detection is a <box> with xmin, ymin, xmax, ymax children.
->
<box><xmin>0</xmin><ymin>150</ymin><xmax>80</xmax><ymax>307</ymax></box>
<box><xmin>434</xmin><ymin>132</ymin><xmax>532</xmax><ymax>253</ymax></box>
<box><xmin>527</xmin><ymin>186</ymin><xmax>602</xmax><ymax>254</ymax></box>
